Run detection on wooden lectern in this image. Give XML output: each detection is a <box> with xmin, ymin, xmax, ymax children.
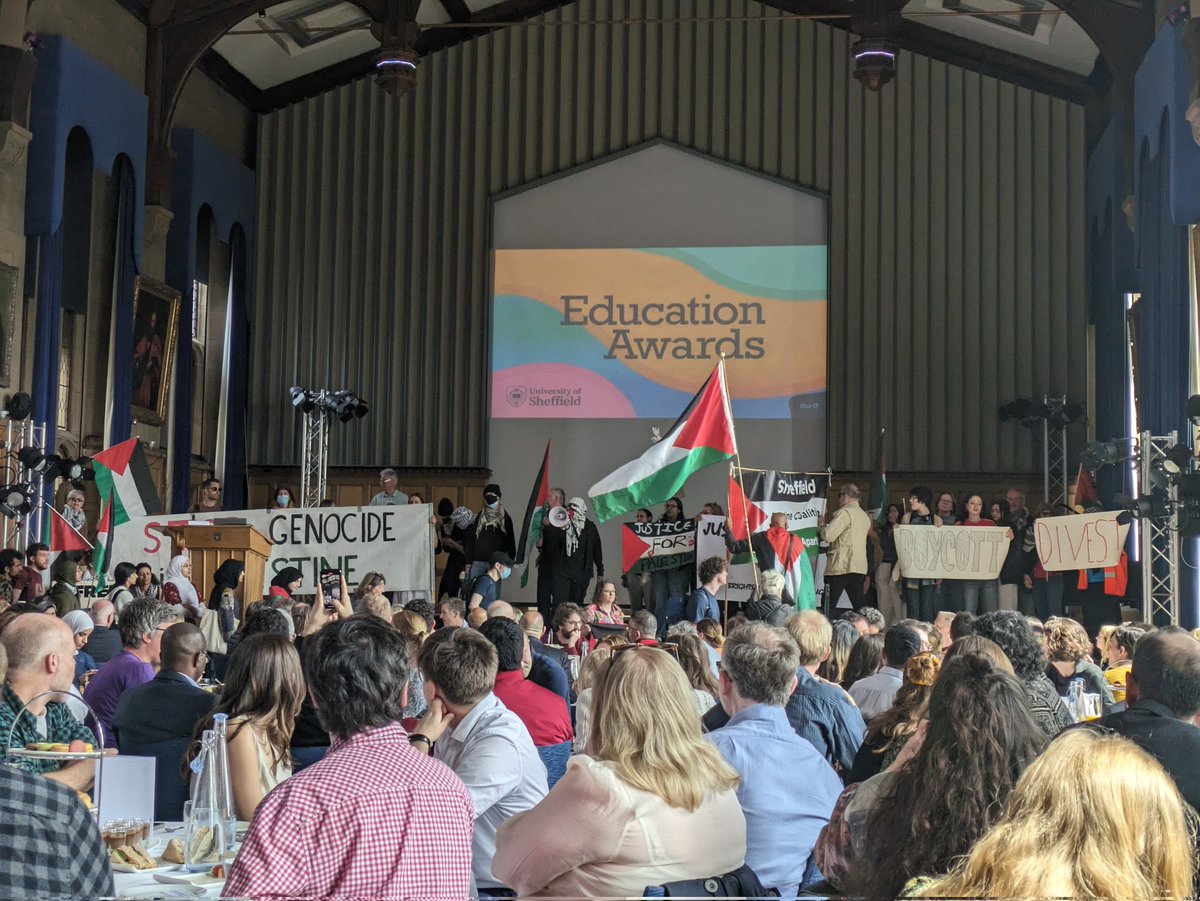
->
<box><xmin>165</xmin><ymin>524</ymin><xmax>273</xmax><ymax>615</ymax></box>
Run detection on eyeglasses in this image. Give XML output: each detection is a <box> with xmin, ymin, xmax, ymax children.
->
<box><xmin>206</xmin><ymin>486</ymin><xmax>222</xmax><ymax>493</ymax></box>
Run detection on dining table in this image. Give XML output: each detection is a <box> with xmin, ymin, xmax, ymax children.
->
<box><xmin>109</xmin><ymin>821</ymin><xmax>242</xmax><ymax>899</ymax></box>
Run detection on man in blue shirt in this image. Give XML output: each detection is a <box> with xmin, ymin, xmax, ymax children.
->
<box><xmin>686</xmin><ymin>556</ymin><xmax>725</xmax><ymax>622</ymax></box>
<box><xmin>706</xmin><ymin>622</ymin><xmax>844</xmax><ymax>899</ymax></box>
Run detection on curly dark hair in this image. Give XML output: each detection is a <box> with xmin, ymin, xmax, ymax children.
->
<box><xmin>404</xmin><ymin>598</ymin><xmax>436</xmax><ymax>629</ymax></box>
<box><xmin>972</xmin><ymin>610</ymin><xmax>1045</xmax><ymax>681</ymax></box>
<box><xmin>854</xmin><ymin>654</ymin><xmax>1046</xmax><ymax>897</ymax></box>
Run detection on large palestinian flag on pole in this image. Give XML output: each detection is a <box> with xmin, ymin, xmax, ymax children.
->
<box><xmin>590</xmin><ymin>361</ymin><xmax>738</xmax><ymax>523</ymax></box>
<box><xmin>91</xmin><ymin>438</ymin><xmax>162</xmax><ymax>524</ymax></box>
<box><xmin>44</xmin><ymin>506</ymin><xmax>92</xmax><ymax>588</ymax></box>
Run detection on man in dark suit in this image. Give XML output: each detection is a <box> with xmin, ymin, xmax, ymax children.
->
<box><xmin>80</xmin><ymin>599</ymin><xmax>122</xmax><ymax>665</ymax></box>
<box><xmin>113</xmin><ymin>622</ymin><xmax>215</xmax><ymax>747</ymax></box>
<box><xmin>519</xmin><ymin>610</ymin><xmax>569</xmax><ymax>671</ymax></box>
<box><xmin>1092</xmin><ymin>626</ymin><xmax>1200</xmax><ymax>812</ymax></box>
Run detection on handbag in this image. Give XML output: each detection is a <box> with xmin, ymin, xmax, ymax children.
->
<box><xmin>199</xmin><ymin>608</ymin><xmax>228</xmax><ymax>655</ymax></box>
<box><xmin>648</xmin><ymin>863</ymin><xmax>779</xmax><ymax>899</ymax></box>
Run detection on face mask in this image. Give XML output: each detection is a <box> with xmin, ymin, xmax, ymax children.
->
<box><xmin>500</xmin><ymin>566</ymin><xmax>512</xmax><ymax>579</ymax></box>
<box><xmin>486</xmin><ymin>500</ymin><xmax>499</xmax><ymax>510</ymax></box>
<box><xmin>276</xmin><ymin>495</ymin><xmax>289</xmax><ymax>506</ymax></box>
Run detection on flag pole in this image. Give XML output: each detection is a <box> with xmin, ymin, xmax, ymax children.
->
<box><xmin>721</xmin><ymin>356</ymin><xmax>760</xmax><ymax>597</ymax></box>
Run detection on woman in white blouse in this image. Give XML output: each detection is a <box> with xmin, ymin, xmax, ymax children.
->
<box><xmin>493</xmin><ymin>645</ymin><xmax>746</xmax><ymax>897</ymax></box>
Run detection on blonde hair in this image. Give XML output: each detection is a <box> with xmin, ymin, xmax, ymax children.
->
<box><xmin>588</xmin><ymin>647</ymin><xmax>739</xmax><ymax>811</ymax></box>
<box><xmin>1044</xmin><ymin>617</ymin><xmax>1091</xmax><ymax>663</ymax></box>
<box><xmin>360</xmin><ymin>594</ymin><xmax>391</xmax><ymax>621</ymax></box>
<box><xmin>786</xmin><ymin>610</ymin><xmax>832</xmax><ymax>668</ymax></box>
<box><xmin>945</xmin><ymin>635</ymin><xmax>1015</xmax><ymax>675</ymax></box>
<box><xmin>1095</xmin><ymin>623</ymin><xmax>1119</xmax><ymax>665</ymax></box>
<box><xmin>576</xmin><ymin>645</ymin><xmax>612</xmax><ymax>693</ymax></box>
<box><xmin>392</xmin><ymin>609</ymin><xmax>429</xmax><ymax>644</ymax></box>
<box><xmin>916</xmin><ymin>730</ymin><xmax>1196</xmax><ymax>900</ymax></box>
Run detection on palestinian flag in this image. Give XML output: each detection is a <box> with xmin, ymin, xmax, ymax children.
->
<box><xmin>727</xmin><ymin>472</ymin><xmax>768</xmax><ymax>543</ymax></box>
<box><xmin>867</xmin><ymin>428</ymin><xmax>887</xmax><ymax>524</ymax></box>
<box><xmin>1074</xmin><ymin>462</ymin><xmax>1100</xmax><ymax>511</ymax></box>
<box><xmin>765</xmin><ymin>525</ymin><xmax>817</xmax><ymax>612</ymax></box>
<box><xmin>91</xmin><ymin>438</ymin><xmax>162</xmax><ymax>527</ymax></box>
<box><xmin>44</xmin><ymin>506</ymin><xmax>92</xmax><ymax>587</ymax></box>
<box><xmin>590</xmin><ymin>362</ymin><xmax>738</xmax><ymax>523</ymax></box>
<box><xmin>517</xmin><ymin>440</ymin><xmax>551</xmax><ymax>587</ymax></box>
<box><xmin>92</xmin><ymin>489</ymin><xmax>115</xmax><ymax>590</ymax></box>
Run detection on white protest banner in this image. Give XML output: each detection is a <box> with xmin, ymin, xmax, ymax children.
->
<box><xmin>894</xmin><ymin>524</ymin><xmax>1011</xmax><ymax>580</ymax></box>
<box><xmin>1034</xmin><ymin>512</ymin><xmax>1131</xmax><ymax>572</ymax></box>
<box><xmin>621</xmin><ymin>520</ymin><xmax>697</xmax><ymax>575</ymax></box>
<box><xmin>722</xmin><ymin>469</ymin><xmax>829</xmax><ymax>604</ymax></box>
<box><xmin>109</xmin><ymin>504</ymin><xmax>436</xmax><ymax>597</ymax></box>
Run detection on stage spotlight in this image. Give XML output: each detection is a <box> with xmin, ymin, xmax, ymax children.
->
<box><xmin>851</xmin><ymin>38</ymin><xmax>898</xmax><ymax>90</ymax></box>
<box><xmin>0</xmin><ymin>483</ymin><xmax>31</xmax><ymax>519</ymax></box>
<box><xmin>1136</xmin><ymin>493</ymin><xmax>1171</xmax><ymax>518</ymax></box>
<box><xmin>1165</xmin><ymin>443</ymin><xmax>1194</xmax><ymax>470</ymax></box>
<box><xmin>289</xmin><ymin>386</ymin><xmax>317</xmax><ymax>414</ymax></box>
<box><xmin>1188</xmin><ymin>394</ymin><xmax>1200</xmax><ymax>425</ymax></box>
<box><xmin>17</xmin><ymin>446</ymin><xmax>44</xmax><ymax>471</ymax></box>
<box><xmin>1150</xmin><ymin>459</ymin><xmax>1181</xmax><ymax>490</ymax></box>
<box><xmin>62</xmin><ymin>456</ymin><xmax>93</xmax><ymax>483</ymax></box>
<box><xmin>1178</xmin><ymin>473</ymin><xmax>1200</xmax><ymax>498</ymax></box>
<box><xmin>3</xmin><ymin>393</ymin><xmax>32</xmax><ymax>421</ymax></box>
<box><xmin>1081</xmin><ymin>438</ymin><xmax>1134</xmax><ymax>469</ymax></box>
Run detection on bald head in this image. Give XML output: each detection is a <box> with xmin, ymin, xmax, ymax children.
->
<box><xmin>487</xmin><ymin>601</ymin><xmax>516</xmax><ymax>621</ymax></box>
<box><xmin>90</xmin><ymin>599</ymin><xmax>115</xmax><ymax>628</ymax></box>
<box><xmin>520</xmin><ymin>610</ymin><xmax>544</xmax><ymax>637</ymax></box>
<box><xmin>1130</xmin><ymin>627</ymin><xmax>1200</xmax><ymax>719</ymax></box>
<box><xmin>1</xmin><ymin>613</ymin><xmax>74</xmax><ymax>694</ymax></box>
<box><xmin>161</xmin><ymin>622</ymin><xmax>207</xmax><ymax>680</ymax></box>
<box><xmin>467</xmin><ymin>607</ymin><xmax>488</xmax><ymax>629</ymax></box>
<box><xmin>770</xmin><ymin>512</ymin><xmax>788</xmax><ymax>530</ymax></box>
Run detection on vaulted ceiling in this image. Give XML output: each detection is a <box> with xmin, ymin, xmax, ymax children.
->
<box><xmin>121</xmin><ymin>0</ymin><xmax>1156</xmax><ymax>113</ymax></box>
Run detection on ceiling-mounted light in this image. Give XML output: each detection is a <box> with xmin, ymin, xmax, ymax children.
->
<box><xmin>3</xmin><ymin>392</ymin><xmax>32</xmax><ymax>421</ymax></box>
<box><xmin>0</xmin><ymin>483</ymin><xmax>31</xmax><ymax>519</ymax></box>
<box><xmin>374</xmin><ymin>47</ymin><xmax>418</xmax><ymax>98</ymax></box>
<box><xmin>852</xmin><ymin>38</ymin><xmax>898</xmax><ymax>91</ymax></box>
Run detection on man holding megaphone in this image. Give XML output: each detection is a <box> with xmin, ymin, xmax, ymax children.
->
<box><xmin>536</xmin><ymin>493</ymin><xmax>604</xmax><ymax>621</ymax></box>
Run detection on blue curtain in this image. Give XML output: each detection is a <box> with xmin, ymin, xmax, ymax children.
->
<box><xmin>1090</xmin><ymin>214</ymin><xmax>1130</xmax><ymax>505</ymax></box>
<box><xmin>109</xmin><ymin>155</ymin><xmax>138</xmax><ymax>444</ymax></box>
<box><xmin>222</xmin><ymin>225</ymin><xmax>250</xmax><ymax>511</ymax></box>
<box><xmin>31</xmin><ymin>228</ymin><xmax>63</xmax><ymax>451</ymax></box>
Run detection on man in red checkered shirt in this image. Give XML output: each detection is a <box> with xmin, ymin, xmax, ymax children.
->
<box><xmin>225</xmin><ymin>616</ymin><xmax>474</xmax><ymax>900</ymax></box>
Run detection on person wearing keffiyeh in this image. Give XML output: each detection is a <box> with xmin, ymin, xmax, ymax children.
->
<box><xmin>463</xmin><ymin>483</ymin><xmax>516</xmax><ymax>584</ymax></box>
<box><xmin>546</xmin><ymin>497</ymin><xmax>604</xmax><ymax>608</ymax></box>
<box><xmin>438</xmin><ymin>506</ymin><xmax>476</xmax><ymax>601</ymax></box>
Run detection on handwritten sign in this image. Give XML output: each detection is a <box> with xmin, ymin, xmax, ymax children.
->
<box><xmin>622</xmin><ymin>520</ymin><xmax>696</xmax><ymax>575</ymax></box>
<box><xmin>1034</xmin><ymin>512</ymin><xmax>1130</xmax><ymax>572</ymax></box>
<box><xmin>895</xmin><ymin>525</ymin><xmax>1011</xmax><ymax>580</ymax></box>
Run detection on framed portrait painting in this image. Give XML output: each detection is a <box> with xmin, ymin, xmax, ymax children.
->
<box><xmin>131</xmin><ymin>276</ymin><xmax>180</xmax><ymax>425</ymax></box>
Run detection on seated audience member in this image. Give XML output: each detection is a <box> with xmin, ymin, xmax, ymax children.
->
<box><xmin>224</xmin><ymin>605</ymin><xmax>292</xmax><ymax>661</ymax></box>
<box><xmin>942</xmin><ymin>635</ymin><xmax>1015</xmax><ymax>674</ymax></box>
<box><xmin>288</xmin><ymin>583</ymin><xmax>355</xmax><ymax>772</ymax></box>
<box><xmin>468</xmin><ymin>552</ymin><xmax>513</xmax><ymax>611</ymax></box>
<box><xmin>359</xmin><ymin>593</ymin><xmax>391</xmax><ymax>622</ymax></box>
<box><xmin>84</xmin><ymin>599</ymin><xmax>179</xmax><ymax>748</ymax></box>
<box><xmin>0</xmin><ymin>639</ymin><xmax>112</xmax><ymax>898</ymax></box>
<box><xmin>106</xmin><ymin>563</ymin><xmax>139</xmax><ymax>615</ymax></box>
<box><xmin>391</xmin><ymin>609</ymin><xmax>430</xmax><ymax>719</ymax></box>
<box><xmin>1101</xmin><ymin>623</ymin><xmax>1144</xmax><ymax>705</ymax></box>
<box><xmin>486</xmin><ymin>600</ymin><xmax>517</xmax><ymax>621</ymax></box>
<box><xmin>948</xmin><ymin>610</ymin><xmax>974</xmax><ymax>645</ymax></box>
<box><xmin>12</xmin><ymin>542</ymin><xmax>49</xmax><ymax>602</ymax></box>
<box><xmin>673</xmin><ymin>633</ymin><xmax>719</xmax><ymax>715</ymax></box>
<box><xmin>81</xmin><ymin>599</ymin><xmax>122</xmax><ymax>665</ymax></box>
<box><xmin>412</xmin><ymin>628</ymin><xmax>548</xmax><ymax>896</ymax></box>
<box><xmin>1092</xmin><ymin>625</ymin><xmax>1200</xmax><ymax>811</ymax></box>
<box><xmin>819</xmin><ymin>619</ymin><xmax>860</xmax><ymax>684</ymax></box>
<box><xmin>571</xmin><ymin>644</ymin><xmax>618</xmax><ymax>752</ymax></box>
<box><xmin>818</xmin><ymin>654</ymin><xmax>1045</xmax><ymax>895</ymax></box>
<box><xmin>466</xmin><ymin>607</ymin><xmax>488</xmax><ymax>629</ymax></box>
<box><xmin>438</xmin><ymin>596</ymin><xmax>467</xmax><ymax>629</ymax></box>
<box><xmin>858</xmin><ymin>606</ymin><xmax>886</xmax><ymax>634</ymax></box>
<box><xmin>911</xmin><ymin>730</ymin><xmax>1193</xmax><ymax>900</ymax></box>
<box><xmin>551</xmin><ymin>602</ymin><xmax>595</xmax><ymax>657</ymax></box>
<box><xmin>133</xmin><ymin>562</ymin><xmax>162</xmax><ymax>601</ymax></box>
<box><xmin>187</xmin><ymin>634</ymin><xmax>305</xmax><ymax>820</ymax></box>
<box><xmin>162</xmin><ymin>555</ymin><xmax>202</xmax><ymax>620</ymax></box>
<box><xmin>405</xmin><ymin>598</ymin><xmax>438</xmax><ymax>630</ymax></box>
<box><xmin>226</xmin><ymin>617</ymin><xmax>474</xmax><ymax>901</ymax></box>
<box><xmin>61</xmin><ymin>610</ymin><xmax>97</xmax><ymax>687</ymax></box>
<box><xmin>697</xmin><ymin>618</ymin><xmax>724</xmax><ymax>657</ymax></box>
<box><xmin>625</xmin><ymin>609</ymin><xmax>659</xmax><ymax>645</ymax></box>
<box><xmin>113</xmin><ymin>623</ymin><xmax>216</xmax><ymax>746</ymax></box>
<box><xmin>46</xmin><ymin>554</ymin><xmax>85</xmax><ymax>616</ymax></box>
<box><xmin>838</xmin><ymin>633</ymin><xmax>882</xmax><ymax>692</ymax></box>
<box><xmin>848</xmin><ymin>625</ymin><xmax>921</xmax><ymax>720</ymax></box>
<box><xmin>0</xmin><ymin>548</ymin><xmax>19</xmax><ymax>610</ymax></box>
<box><xmin>898</xmin><ymin>618</ymin><xmax>933</xmax><ymax>651</ymax></box>
<box><xmin>478</xmin><ymin>618</ymin><xmax>573</xmax><ymax>749</ymax></box>
<box><xmin>1043</xmin><ymin>616</ymin><xmax>1114</xmax><ymax>709</ymax></box>
<box><xmin>707</xmin><ymin>622</ymin><xmax>842</xmax><ymax>897</ymax></box>
<box><xmin>492</xmin><ymin>645</ymin><xmax>746</xmax><ymax>897</ymax></box>
<box><xmin>933</xmin><ymin>610</ymin><xmax>955</xmax><ymax>648</ymax></box>
<box><xmin>0</xmin><ymin>615</ymin><xmax>100</xmax><ymax>787</ymax></box>
<box><xmin>267</xmin><ymin>567</ymin><xmax>303</xmax><ymax>603</ymax></box>
<box><xmin>973</xmin><ymin>610</ymin><xmax>1072</xmax><ymax>737</ymax></box>
<box><xmin>844</xmin><ymin>652</ymin><xmax>941</xmax><ymax>784</ymax></box>
<box><xmin>519</xmin><ymin>610</ymin><xmax>569</xmax><ymax>671</ymax></box>
<box><xmin>746</xmin><ymin>570</ymin><xmax>793</xmax><ymax>627</ymax></box>
<box><xmin>584</xmin><ymin>580</ymin><xmax>624</xmax><ymax>626</ymax></box>
<box><xmin>841</xmin><ymin>612</ymin><xmax>869</xmax><ymax>636</ymax></box>
<box><xmin>686</xmin><ymin>556</ymin><xmax>725</xmax><ymax>623</ymax></box>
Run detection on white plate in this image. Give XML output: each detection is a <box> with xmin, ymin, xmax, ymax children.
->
<box><xmin>118</xmin><ymin>886</ymin><xmax>204</xmax><ymax>899</ymax></box>
<box><xmin>8</xmin><ymin>748</ymin><xmax>102</xmax><ymax>760</ymax></box>
<box><xmin>110</xmin><ymin>860</ymin><xmax>175</xmax><ymax>874</ymax></box>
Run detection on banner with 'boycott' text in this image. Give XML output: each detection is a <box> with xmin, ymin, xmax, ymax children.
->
<box><xmin>895</xmin><ymin>525</ymin><xmax>1011</xmax><ymax>580</ymax></box>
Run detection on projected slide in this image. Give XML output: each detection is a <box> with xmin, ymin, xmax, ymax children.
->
<box><xmin>491</xmin><ymin>246</ymin><xmax>827</xmax><ymax>419</ymax></box>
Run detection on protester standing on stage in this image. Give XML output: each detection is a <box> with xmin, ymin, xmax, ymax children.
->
<box><xmin>820</xmin><ymin>484</ymin><xmax>872</xmax><ymax>613</ymax></box>
<box><xmin>464</xmin><ymin>484</ymin><xmax>516</xmax><ymax>584</ymax></box>
<box><xmin>897</xmin><ymin>488</ymin><xmax>941</xmax><ymax>621</ymax></box>
<box><xmin>651</xmin><ymin>498</ymin><xmax>694</xmax><ymax>639</ymax></box>
<box><xmin>534</xmin><ymin>487</ymin><xmax>566</xmax><ymax>621</ymax></box>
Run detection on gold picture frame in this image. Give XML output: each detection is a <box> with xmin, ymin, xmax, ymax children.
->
<box><xmin>131</xmin><ymin>275</ymin><xmax>181</xmax><ymax>425</ymax></box>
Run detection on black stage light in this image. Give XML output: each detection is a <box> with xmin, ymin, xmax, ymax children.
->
<box><xmin>1136</xmin><ymin>493</ymin><xmax>1171</xmax><ymax>518</ymax></box>
<box><xmin>4</xmin><ymin>393</ymin><xmax>32</xmax><ymax>421</ymax></box>
<box><xmin>0</xmin><ymin>483</ymin><xmax>31</xmax><ymax>519</ymax></box>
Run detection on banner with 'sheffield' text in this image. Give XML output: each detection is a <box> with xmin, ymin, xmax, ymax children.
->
<box><xmin>895</xmin><ymin>525</ymin><xmax>1011</xmax><ymax>580</ymax></box>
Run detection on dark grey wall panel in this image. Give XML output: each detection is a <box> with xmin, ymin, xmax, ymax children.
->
<box><xmin>250</xmin><ymin>0</ymin><xmax>1087</xmax><ymax>473</ymax></box>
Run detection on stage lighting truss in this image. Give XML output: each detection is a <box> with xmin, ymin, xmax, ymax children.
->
<box><xmin>289</xmin><ymin>387</ymin><xmax>369</xmax><ymax>508</ymax></box>
<box><xmin>1138</xmin><ymin>431</ymin><xmax>1182</xmax><ymax>626</ymax></box>
<box><xmin>0</xmin><ymin>398</ymin><xmax>46</xmax><ymax>547</ymax></box>
<box><xmin>1000</xmin><ymin>396</ymin><xmax>1084</xmax><ymax>509</ymax></box>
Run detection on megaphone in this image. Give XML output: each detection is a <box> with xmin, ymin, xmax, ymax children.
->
<box><xmin>548</xmin><ymin>505</ymin><xmax>569</xmax><ymax>528</ymax></box>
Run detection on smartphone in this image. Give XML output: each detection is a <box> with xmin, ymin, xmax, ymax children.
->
<box><xmin>319</xmin><ymin>568</ymin><xmax>341</xmax><ymax>610</ymax></box>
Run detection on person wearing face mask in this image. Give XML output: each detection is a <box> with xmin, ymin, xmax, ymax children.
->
<box><xmin>271</xmin><ymin>485</ymin><xmax>296</xmax><ymax>509</ymax></box>
<box><xmin>467</xmin><ymin>552</ymin><xmax>514</xmax><ymax>611</ymax></box>
<box><xmin>463</xmin><ymin>483</ymin><xmax>516</xmax><ymax>584</ymax></box>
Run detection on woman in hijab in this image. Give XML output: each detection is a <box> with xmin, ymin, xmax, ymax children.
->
<box><xmin>61</xmin><ymin>609</ymin><xmax>98</xmax><ymax>687</ymax></box>
<box><xmin>162</xmin><ymin>554</ymin><xmax>203</xmax><ymax>621</ymax></box>
<box><xmin>268</xmin><ymin>567</ymin><xmax>303</xmax><ymax>602</ymax></box>
<box><xmin>205</xmin><ymin>560</ymin><xmax>245</xmax><ymax>680</ymax></box>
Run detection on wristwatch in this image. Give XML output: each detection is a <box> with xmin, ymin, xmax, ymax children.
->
<box><xmin>408</xmin><ymin>733</ymin><xmax>433</xmax><ymax>749</ymax></box>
